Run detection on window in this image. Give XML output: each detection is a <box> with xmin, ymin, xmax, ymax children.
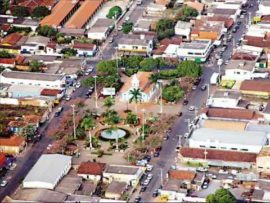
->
<box><xmin>199</xmin><ymin>145</ymin><xmax>205</xmax><ymax>148</ymax></box>
<box><xmin>142</xmin><ymin>47</ymin><xmax>147</xmax><ymax>50</ymax></box>
<box><xmin>221</xmin><ymin>147</ymin><xmax>226</xmax><ymax>149</ymax></box>
<box><xmin>258</xmin><ymin>166</ymin><xmax>263</xmax><ymax>169</ymax></box>
<box><xmin>132</xmin><ymin>46</ymin><xmax>138</xmax><ymax>49</ymax></box>
<box><xmin>241</xmin><ymin>149</ymin><xmax>248</xmax><ymax>151</ymax></box>
<box><xmin>210</xmin><ymin>146</ymin><xmax>216</xmax><ymax>149</ymax></box>
<box><xmin>188</xmin><ymin>52</ymin><xmax>194</xmax><ymax>55</ymax></box>
<box><xmin>231</xmin><ymin>148</ymin><xmax>237</xmax><ymax>151</ymax></box>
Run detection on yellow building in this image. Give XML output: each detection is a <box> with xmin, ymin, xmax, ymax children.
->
<box><xmin>257</xmin><ymin>146</ymin><xmax>270</xmax><ymax>174</ymax></box>
<box><xmin>240</xmin><ymin>80</ymin><xmax>270</xmax><ymax>99</ymax></box>
<box><xmin>0</xmin><ymin>136</ymin><xmax>26</xmax><ymax>154</ymax></box>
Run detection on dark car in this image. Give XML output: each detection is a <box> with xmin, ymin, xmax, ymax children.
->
<box><xmin>237</xmin><ymin>21</ymin><xmax>241</xmax><ymax>25</ymax></box>
<box><xmin>183</xmin><ymin>99</ymin><xmax>189</xmax><ymax>105</ymax></box>
<box><xmin>155</xmin><ymin>146</ymin><xmax>162</xmax><ymax>152</ymax></box>
<box><xmin>54</xmin><ymin>111</ymin><xmax>61</xmax><ymax>117</ymax></box>
<box><xmin>200</xmin><ymin>85</ymin><xmax>207</xmax><ymax>91</ymax></box>
<box><xmin>140</xmin><ymin>186</ymin><xmax>147</xmax><ymax>192</ymax></box>
<box><xmin>154</xmin><ymin>151</ymin><xmax>160</xmax><ymax>157</ymax></box>
<box><xmin>143</xmin><ymin>155</ymin><xmax>151</xmax><ymax>162</ymax></box>
<box><xmin>177</xmin><ymin>111</ymin><xmax>183</xmax><ymax>117</ymax></box>
<box><xmin>193</xmin><ymin>77</ymin><xmax>201</xmax><ymax>85</ymax></box>
<box><xmin>152</xmin><ymin>189</ymin><xmax>159</xmax><ymax>197</ymax></box>
<box><xmin>135</xmin><ymin>197</ymin><xmax>142</xmax><ymax>203</ymax></box>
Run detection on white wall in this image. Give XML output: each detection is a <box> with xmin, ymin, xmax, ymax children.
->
<box><xmin>224</xmin><ymin>69</ymin><xmax>269</xmax><ymax>81</ymax></box>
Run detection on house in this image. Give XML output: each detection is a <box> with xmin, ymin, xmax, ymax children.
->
<box><xmin>87</xmin><ymin>18</ymin><xmax>114</xmax><ymax>40</ymax></box>
<box><xmin>15</xmin><ymin>0</ymin><xmax>56</xmax><ymax>11</ymax></box>
<box><xmin>177</xmin><ymin>40</ymin><xmax>212</xmax><ymax>62</ymax></box>
<box><xmin>179</xmin><ymin>147</ymin><xmax>257</xmax><ymax>169</ymax></box>
<box><xmin>174</xmin><ymin>21</ymin><xmax>192</xmax><ymax>41</ymax></box>
<box><xmin>0</xmin><ymin>136</ymin><xmax>26</xmax><ymax>155</ymax></box>
<box><xmin>168</xmin><ymin>170</ymin><xmax>196</xmax><ymax>189</ymax></box>
<box><xmin>23</xmin><ymin>154</ymin><xmax>72</xmax><ymax>189</ymax></box>
<box><xmin>206</xmin><ymin>90</ymin><xmax>242</xmax><ymax>108</ymax></box>
<box><xmin>77</xmin><ymin>161</ymin><xmax>106</xmax><ymax>181</ymax></box>
<box><xmin>0</xmin><ymin>33</ymin><xmax>27</xmax><ymax>54</ymax></box>
<box><xmin>153</xmin><ymin>37</ymin><xmax>182</xmax><ymax>58</ymax></box>
<box><xmin>240</xmin><ymin>80</ymin><xmax>270</xmax><ymax>99</ymax></box>
<box><xmin>119</xmin><ymin>72</ymin><xmax>157</xmax><ymax>103</ymax></box>
<box><xmin>8</xmin><ymin>120</ymin><xmax>28</xmax><ymax>133</ymax></box>
<box><xmin>185</xmin><ymin>1</ymin><xmax>205</xmax><ymax>14</ymax></box>
<box><xmin>146</xmin><ymin>3</ymin><xmax>167</xmax><ymax>17</ymax></box>
<box><xmin>189</xmin><ymin>128</ymin><xmax>267</xmax><ymax>153</ymax></box>
<box><xmin>257</xmin><ymin>146</ymin><xmax>270</xmax><ymax>174</ymax></box>
<box><xmin>40</xmin><ymin>0</ymin><xmax>80</xmax><ymax>28</ymax></box>
<box><xmin>0</xmin><ymin>58</ymin><xmax>15</xmax><ymax>68</ymax></box>
<box><xmin>133</xmin><ymin>19</ymin><xmax>152</xmax><ymax>33</ymax></box>
<box><xmin>0</xmin><ymin>69</ymin><xmax>65</xmax><ymax>89</ymax></box>
<box><xmin>20</xmin><ymin>36</ymin><xmax>51</xmax><ymax>55</ymax></box>
<box><xmin>40</xmin><ymin>89</ymin><xmax>64</xmax><ymax>100</ymax></box>
<box><xmin>72</xmin><ymin>42</ymin><xmax>97</xmax><ymax>57</ymax></box>
<box><xmin>117</xmin><ymin>34</ymin><xmax>154</xmax><ymax>56</ymax></box>
<box><xmin>104</xmin><ymin>181</ymin><xmax>127</xmax><ymax>200</ymax></box>
<box><xmin>103</xmin><ymin>165</ymin><xmax>144</xmax><ymax>187</ymax></box>
<box><xmin>207</xmin><ymin>7</ymin><xmax>240</xmax><ymax>21</ymax></box>
<box><xmin>65</xmin><ymin>0</ymin><xmax>104</xmax><ymax>29</ymax></box>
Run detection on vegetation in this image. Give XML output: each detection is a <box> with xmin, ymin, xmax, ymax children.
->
<box><xmin>206</xmin><ymin>189</ymin><xmax>236</xmax><ymax>203</ymax></box>
<box><xmin>162</xmin><ymin>82</ymin><xmax>185</xmax><ymax>102</ymax></box>
<box><xmin>0</xmin><ymin>66</ymin><xmax>5</xmax><ymax>73</ymax></box>
<box><xmin>103</xmin><ymin>97</ymin><xmax>115</xmax><ymax>109</ymax></box>
<box><xmin>107</xmin><ymin>6</ymin><xmax>122</xmax><ymax>19</ymax></box>
<box><xmin>80</xmin><ymin>116</ymin><xmax>96</xmax><ymax>131</ymax></box>
<box><xmin>29</xmin><ymin>60</ymin><xmax>43</xmax><ymax>72</ymax></box>
<box><xmin>56</xmin><ymin>33</ymin><xmax>72</xmax><ymax>44</ymax></box>
<box><xmin>220</xmin><ymin>80</ymin><xmax>235</xmax><ymax>89</ymax></box>
<box><xmin>139</xmin><ymin>58</ymin><xmax>159</xmax><ymax>71</ymax></box>
<box><xmin>122</xmin><ymin>22</ymin><xmax>133</xmax><ymax>34</ymax></box>
<box><xmin>129</xmin><ymin>88</ymin><xmax>142</xmax><ymax>113</ymax></box>
<box><xmin>37</xmin><ymin>25</ymin><xmax>57</xmax><ymax>38</ymax></box>
<box><xmin>60</xmin><ymin>48</ymin><xmax>77</xmax><ymax>57</ymax></box>
<box><xmin>0</xmin><ymin>51</ymin><xmax>13</xmax><ymax>58</ymax></box>
<box><xmin>7</xmin><ymin>26</ymin><xmax>32</xmax><ymax>35</ymax></box>
<box><xmin>103</xmin><ymin>110</ymin><xmax>121</xmax><ymax>125</ymax></box>
<box><xmin>31</xmin><ymin>6</ymin><xmax>50</xmax><ymax>19</ymax></box>
<box><xmin>0</xmin><ymin>0</ymin><xmax>9</xmax><ymax>14</ymax></box>
<box><xmin>20</xmin><ymin>125</ymin><xmax>36</xmax><ymax>141</ymax></box>
<box><xmin>176</xmin><ymin>6</ymin><xmax>198</xmax><ymax>22</ymax></box>
<box><xmin>12</xmin><ymin>6</ymin><xmax>29</xmax><ymax>17</ymax></box>
<box><xmin>125</xmin><ymin>112</ymin><xmax>139</xmax><ymax>125</ymax></box>
<box><xmin>156</xmin><ymin>18</ymin><xmax>175</xmax><ymax>40</ymax></box>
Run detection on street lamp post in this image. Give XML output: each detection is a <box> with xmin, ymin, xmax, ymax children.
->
<box><xmin>71</xmin><ymin>104</ymin><xmax>76</xmax><ymax>140</ymax></box>
<box><xmin>218</xmin><ymin>65</ymin><xmax>221</xmax><ymax>74</ymax></box>
<box><xmin>89</xmin><ymin>131</ymin><xmax>92</xmax><ymax>150</ymax></box>
<box><xmin>158</xmin><ymin>80</ymin><xmax>163</xmax><ymax>114</ymax></box>
<box><xmin>207</xmin><ymin>84</ymin><xmax>210</xmax><ymax>99</ymax></box>
<box><xmin>142</xmin><ymin>109</ymin><xmax>145</xmax><ymax>141</ymax></box>
<box><xmin>93</xmin><ymin>75</ymin><xmax>98</xmax><ymax>110</ymax></box>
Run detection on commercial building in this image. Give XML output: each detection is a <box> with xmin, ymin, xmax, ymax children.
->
<box><xmin>87</xmin><ymin>18</ymin><xmax>114</xmax><ymax>40</ymax></box>
<box><xmin>201</xmin><ymin>120</ymin><xmax>247</xmax><ymax>132</ymax></box>
<box><xmin>174</xmin><ymin>21</ymin><xmax>192</xmax><ymax>41</ymax></box>
<box><xmin>177</xmin><ymin>40</ymin><xmax>212</xmax><ymax>62</ymax></box>
<box><xmin>77</xmin><ymin>161</ymin><xmax>106</xmax><ymax>181</ymax></box>
<box><xmin>0</xmin><ymin>69</ymin><xmax>65</xmax><ymax>89</ymax></box>
<box><xmin>257</xmin><ymin>146</ymin><xmax>270</xmax><ymax>174</ymax></box>
<box><xmin>65</xmin><ymin>0</ymin><xmax>104</xmax><ymax>29</ymax></box>
<box><xmin>189</xmin><ymin>128</ymin><xmax>267</xmax><ymax>153</ymax></box>
<box><xmin>240</xmin><ymin>80</ymin><xmax>270</xmax><ymax>99</ymax></box>
<box><xmin>23</xmin><ymin>154</ymin><xmax>72</xmax><ymax>189</ymax></box>
<box><xmin>207</xmin><ymin>90</ymin><xmax>242</xmax><ymax>108</ymax></box>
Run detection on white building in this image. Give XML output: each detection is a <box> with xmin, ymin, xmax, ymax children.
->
<box><xmin>174</xmin><ymin>21</ymin><xmax>192</xmax><ymax>41</ymax></box>
<box><xmin>87</xmin><ymin>18</ymin><xmax>114</xmax><ymax>40</ymax></box>
<box><xmin>119</xmin><ymin>72</ymin><xmax>157</xmax><ymax>103</ymax></box>
<box><xmin>207</xmin><ymin>90</ymin><xmax>242</xmax><ymax>108</ymax></box>
<box><xmin>177</xmin><ymin>40</ymin><xmax>212</xmax><ymax>62</ymax></box>
<box><xmin>189</xmin><ymin>128</ymin><xmax>268</xmax><ymax>154</ymax></box>
<box><xmin>133</xmin><ymin>19</ymin><xmax>152</xmax><ymax>32</ymax></box>
<box><xmin>20</xmin><ymin>36</ymin><xmax>50</xmax><ymax>55</ymax></box>
<box><xmin>0</xmin><ymin>69</ymin><xmax>65</xmax><ymax>89</ymax></box>
<box><xmin>23</xmin><ymin>154</ymin><xmax>72</xmax><ymax>190</ymax></box>
<box><xmin>103</xmin><ymin>165</ymin><xmax>144</xmax><ymax>187</ymax></box>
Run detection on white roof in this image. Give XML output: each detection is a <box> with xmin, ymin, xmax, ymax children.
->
<box><xmin>23</xmin><ymin>154</ymin><xmax>72</xmax><ymax>189</ymax></box>
<box><xmin>164</xmin><ymin>44</ymin><xmax>179</xmax><ymax>56</ymax></box>
<box><xmin>175</xmin><ymin>21</ymin><xmax>192</xmax><ymax>29</ymax></box>
<box><xmin>190</xmin><ymin>128</ymin><xmax>267</xmax><ymax>146</ymax></box>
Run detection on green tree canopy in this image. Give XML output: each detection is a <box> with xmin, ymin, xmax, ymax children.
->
<box><xmin>129</xmin><ymin>88</ymin><xmax>142</xmax><ymax>113</ymax></box>
<box><xmin>12</xmin><ymin>6</ymin><xmax>29</xmax><ymax>17</ymax></box>
<box><xmin>107</xmin><ymin>6</ymin><xmax>122</xmax><ymax>19</ymax></box>
<box><xmin>121</xmin><ymin>56</ymin><xmax>144</xmax><ymax>69</ymax></box>
<box><xmin>20</xmin><ymin>125</ymin><xmax>36</xmax><ymax>141</ymax></box>
<box><xmin>60</xmin><ymin>48</ymin><xmax>77</xmax><ymax>57</ymax></box>
<box><xmin>29</xmin><ymin>60</ymin><xmax>43</xmax><ymax>72</ymax></box>
<box><xmin>177</xmin><ymin>6</ymin><xmax>198</xmax><ymax>22</ymax></box>
<box><xmin>177</xmin><ymin>60</ymin><xmax>202</xmax><ymax>78</ymax></box>
<box><xmin>80</xmin><ymin>116</ymin><xmax>96</xmax><ymax>131</ymax></box>
<box><xmin>139</xmin><ymin>58</ymin><xmax>158</xmax><ymax>71</ymax></box>
<box><xmin>103</xmin><ymin>110</ymin><xmax>121</xmax><ymax>125</ymax></box>
<box><xmin>37</xmin><ymin>25</ymin><xmax>57</xmax><ymax>37</ymax></box>
<box><xmin>156</xmin><ymin>18</ymin><xmax>175</xmax><ymax>40</ymax></box>
<box><xmin>125</xmin><ymin>112</ymin><xmax>139</xmax><ymax>125</ymax></box>
<box><xmin>162</xmin><ymin>85</ymin><xmax>184</xmax><ymax>102</ymax></box>
<box><xmin>122</xmin><ymin>22</ymin><xmax>133</xmax><ymax>34</ymax></box>
<box><xmin>96</xmin><ymin>60</ymin><xmax>118</xmax><ymax>76</ymax></box>
<box><xmin>206</xmin><ymin>189</ymin><xmax>236</xmax><ymax>203</ymax></box>
<box><xmin>103</xmin><ymin>97</ymin><xmax>115</xmax><ymax>109</ymax></box>
<box><xmin>0</xmin><ymin>51</ymin><xmax>13</xmax><ymax>58</ymax></box>
<box><xmin>31</xmin><ymin>6</ymin><xmax>50</xmax><ymax>19</ymax></box>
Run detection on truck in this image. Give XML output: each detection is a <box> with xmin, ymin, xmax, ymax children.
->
<box><xmin>210</xmin><ymin>72</ymin><xmax>221</xmax><ymax>85</ymax></box>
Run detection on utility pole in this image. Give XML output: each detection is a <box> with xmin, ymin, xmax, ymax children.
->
<box><xmin>89</xmin><ymin>131</ymin><xmax>92</xmax><ymax>150</ymax></box>
<box><xmin>158</xmin><ymin>80</ymin><xmax>163</xmax><ymax>114</ymax></box>
<box><xmin>71</xmin><ymin>104</ymin><xmax>76</xmax><ymax>140</ymax></box>
<box><xmin>142</xmin><ymin>109</ymin><xmax>145</xmax><ymax>140</ymax></box>
<box><xmin>160</xmin><ymin>168</ymin><xmax>163</xmax><ymax>186</ymax></box>
<box><xmin>93</xmin><ymin>75</ymin><xmax>98</xmax><ymax>110</ymax></box>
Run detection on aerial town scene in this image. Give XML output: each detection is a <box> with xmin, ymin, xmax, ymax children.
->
<box><xmin>1</xmin><ymin>0</ymin><xmax>270</xmax><ymax>202</ymax></box>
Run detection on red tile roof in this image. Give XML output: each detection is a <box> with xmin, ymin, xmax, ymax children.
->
<box><xmin>1</xmin><ymin>33</ymin><xmax>23</xmax><ymax>46</ymax></box>
<box><xmin>231</xmin><ymin>52</ymin><xmax>257</xmax><ymax>61</ymax></box>
<box><xmin>168</xmin><ymin>170</ymin><xmax>196</xmax><ymax>181</ymax></box>
<box><xmin>23</xmin><ymin>115</ymin><xmax>41</xmax><ymax>124</ymax></box>
<box><xmin>8</xmin><ymin>120</ymin><xmax>28</xmax><ymax>128</ymax></box>
<box><xmin>77</xmin><ymin>161</ymin><xmax>106</xmax><ymax>175</ymax></box>
<box><xmin>18</xmin><ymin>0</ymin><xmax>55</xmax><ymax>10</ymax></box>
<box><xmin>244</xmin><ymin>35</ymin><xmax>270</xmax><ymax>48</ymax></box>
<box><xmin>0</xmin><ymin>58</ymin><xmax>15</xmax><ymax>65</ymax></box>
<box><xmin>180</xmin><ymin>147</ymin><xmax>257</xmax><ymax>163</ymax></box>
<box><xmin>15</xmin><ymin>55</ymin><xmax>26</xmax><ymax>64</ymax></box>
<box><xmin>0</xmin><ymin>153</ymin><xmax>6</xmax><ymax>167</ymax></box>
<box><xmin>0</xmin><ymin>136</ymin><xmax>25</xmax><ymax>147</ymax></box>
<box><xmin>40</xmin><ymin>88</ymin><xmax>62</xmax><ymax>96</ymax></box>
<box><xmin>73</xmin><ymin>42</ymin><xmax>96</xmax><ymax>50</ymax></box>
<box><xmin>1</xmin><ymin>24</ymin><xmax>11</xmax><ymax>32</ymax></box>
<box><xmin>240</xmin><ymin>80</ymin><xmax>270</xmax><ymax>92</ymax></box>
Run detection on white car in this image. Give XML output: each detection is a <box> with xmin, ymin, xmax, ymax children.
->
<box><xmin>147</xmin><ymin>174</ymin><xmax>153</xmax><ymax>180</ymax></box>
<box><xmin>0</xmin><ymin>180</ymin><xmax>7</xmax><ymax>187</ymax></box>
<box><xmin>146</xmin><ymin>164</ymin><xmax>153</xmax><ymax>172</ymax></box>
<box><xmin>65</xmin><ymin>96</ymin><xmax>71</xmax><ymax>101</ymax></box>
<box><xmin>184</xmin><ymin>132</ymin><xmax>189</xmax><ymax>138</ymax></box>
<box><xmin>9</xmin><ymin>163</ymin><xmax>17</xmax><ymax>170</ymax></box>
<box><xmin>143</xmin><ymin>179</ymin><xmax>150</xmax><ymax>186</ymax></box>
<box><xmin>75</xmin><ymin>83</ymin><xmax>81</xmax><ymax>88</ymax></box>
<box><xmin>196</xmin><ymin>167</ymin><xmax>208</xmax><ymax>172</ymax></box>
<box><xmin>188</xmin><ymin>106</ymin><xmax>195</xmax><ymax>111</ymax></box>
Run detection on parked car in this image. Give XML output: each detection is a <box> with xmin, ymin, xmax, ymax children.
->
<box><xmin>146</xmin><ymin>164</ymin><xmax>153</xmax><ymax>172</ymax></box>
<box><xmin>196</xmin><ymin>167</ymin><xmax>208</xmax><ymax>172</ymax></box>
<box><xmin>177</xmin><ymin>111</ymin><xmax>182</xmax><ymax>117</ymax></box>
<box><xmin>188</xmin><ymin>106</ymin><xmax>195</xmax><ymax>111</ymax></box>
<box><xmin>202</xmin><ymin>181</ymin><xmax>209</xmax><ymax>189</ymax></box>
<box><xmin>184</xmin><ymin>132</ymin><xmax>189</xmax><ymax>138</ymax></box>
<box><xmin>135</xmin><ymin>197</ymin><xmax>142</xmax><ymax>203</ymax></box>
<box><xmin>9</xmin><ymin>163</ymin><xmax>17</xmax><ymax>170</ymax></box>
<box><xmin>0</xmin><ymin>180</ymin><xmax>7</xmax><ymax>187</ymax></box>
<box><xmin>54</xmin><ymin>107</ymin><xmax>63</xmax><ymax>117</ymax></box>
<box><xmin>152</xmin><ymin>189</ymin><xmax>159</xmax><ymax>197</ymax></box>
<box><xmin>147</xmin><ymin>174</ymin><xmax>153</xmax><ymax>180</ymax></box>
<box><xmin>65</xmin><ymin>96</ymin><xmax>71</xmax><ymax>101</ymax></box>
<box><xmin>183</xmin><ymin>99</ymin><xmax>188</xmax><ymax>105</ymax></box>
<box><xmin>140</xmin><ymin>186</ymin><xmax>147</xmax><ymax>192</ymax></box>
<box><xmin>154</xmin><ymin>151</ymin><xmax>160</xmax><ymax>157</ymax></box>
<box><xmin>192</xmin><ymin>85</ymin><xmax>197</xmax><ymax>91</ymax></box>
<box><xmin>200</xmin><ymin>85</ymin><xmax>207</xmax><ymax>91</ymax></box>
<box><xmin>143</xmin><ymin>179</ymin><xmax>150</xmax><ymax>186</ymax></box>
<box><xmin>108</xmin><ymin>37</ymin><xmax>114</xmax><ymax>43</ymax></box>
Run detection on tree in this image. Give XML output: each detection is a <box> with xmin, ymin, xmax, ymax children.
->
<box><xmin>80</xmin><ymin>116</ymin><xmax>96</xmax><ymax>148</ymax></box>
<box><xmin>121</xmin><ymin>56</ymin><xmax>144</xmax><ymax>69</ymax></box>
<box><xmin>0</xmin><ymin>51</ymin><xmax>13</xmax><ymax>58</ymax></box>
<box><xmin>107</xmin><ymin>6</ymin><xmax>122</xmax><ymax>19</ymax></box>
<box><xmin>12</xmin><ymin>6</ymin><xmax>29</xmax><ymax>17</ymax></box>
<box><xmin>122</xmin><ymin>22</ymin><xmax>133</xmax><ymax>34</ymax></box>
<box><xmin>162</xmin><ymin>85</ymin><xmax>184</xmax><ymax>102</ymax></box>
<box><xmin>103</xmin><ymin>97</ymin><xmax>115</xmax><ymax>109</ymax></box>
<box><xmin>60</xmin><ymin>48</ymin><xmax>77</xmax><ymax>57</ymax></box>
<box><xmin>206</xmin><ymin>189</ymin><xmax>236</xmax><ymax>203</ymax></box>
<box><xmin>177</xmin><ymin>60</ymin><xmax>202</xmax><ymax>78</ymax></box>
<box><xmin>20</xmin><ymin>125</ymin><xmax>36</xmax><ymax>141</ymax></box>
<box><xmin>139</xmin><ymin>58</ymin><xmax>158</xmax><ymax>71</ymax></box>
<box><xmin>129</xmin><ymin>88</ymin><xmax>142</xmax><ymax>114</ymax></box>
<box><xmin>31</xmin><ymin>6</ymin><xmax>50</xmax><ymax>19</ymax></box>
<box><xmin>29</xmin><ymin>60</ymin><xmax>43</xmax><ymax>72</ymax></box>
<box><xmin>37</xmin><ymin>25</ymin><xmax>57</xmax><ymax>37</ymax></box>
<box><xmin>156</xmin><ymin>18</ymin><xmax>175</xmax><ymax>40</ymax></box>
<box><xmin>177</xmin><ymin>6</ymin><xmax>198</xmax><ymax>22</ymax></box>
<box><xmin>96</xmin><ymin>60</ymin><xmax>117</xmax><ymax>76</ymax></box>
<box><xmin>103</xmin><ymin>110</ymin><xmax>121</xmax><ymax>125</ymax></box>
<box><xmin>0</xmin><ymin>0</ymin><xmax>9</xmax><ymax>14</ymax></box>
<box><xmin>125</xmin><ymin>112</ymin><xmax>139</xmax><ymax>125</ymax></box>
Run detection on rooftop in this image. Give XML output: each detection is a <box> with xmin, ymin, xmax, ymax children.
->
<box><xmin>1</xmin><ymin>33</ymin><xmax>23</xmax><ymax>45</ymax></box>
<box><xmin>179</xmin><ymin>40</ymin><xmax>211</xmax><ymax>50</ymax></box>
<box><xmin>40</xmin><ymin>89</ymin><xmax>62</xmax><ymax>96</ymax></box>
<box><xmin>180</xmin><ymin>147</ymin><xmax>257</xmax><ymax>163</ymax></box>
<box><xmin>258</xmin><ymin>146</ymin><xmax>270</xmax><ymax>157</ymax></box>
<box><xmin>168</xmin><ymin>170</ymin><xmax>196</xmax><ymax>181</ymax></box>
<box><xmin>55</xmin><ymin>175</ymin><xmax>82</xmax><ymax>194</ymax></box>
<box><xmin>118</xmin><ymin>34</ymin><xmax>154</xmax><ymax>46</ymax></box>
<box><xmin>25</xmin><ymin>36</ymin><xmax>50</xmax><ymax>45</ymax></box>
<box><xmin>73</xmin><ymin>42</ymin><xmax>96</xmax><ymax>50</ymax></box>
<box><xmin>104</xmin><ymin>165</ymin><xmax>141</xmax><ymax>175</ymax></box>
<box><xmin>77</xmin><ymin>161</ymin><xmax>106</xmax><ymax>175</ymax></box>
<box><xmin>106</xmin><ymin>181</ymin><xmax>126</xmax><ymax>195</ymax></box>
<box><xmin>175</xmin><ymin>21</ymin><xmax>192</xmax><ymax>29</ymax></box>
<box><xmin>190</xmin><ymin>128</ymin><xmax>267</xmax><ymax>146</ymax></box>
<box><xmin>212</xmin><ymin>90</ymin><xmax>241</xmax><ymax>99</ymax></box>
<box><xmin>240</xmin><ymin>79</ymin><xmax>270</xmax><ymax>92</ymax></box>
<box><xmin>201</xmin><ymin>120</ymin><xmax>247</xmax><ymax>131</ymax></box>
<box><xmin>226</xmin><ymin>60</ymin><xmax>256</xmax><ymax>71</ymax></box>
<box><xmin>0</xmin><ymin>136</ymin><xmax>25</xmax><ymax>147</ymax></box>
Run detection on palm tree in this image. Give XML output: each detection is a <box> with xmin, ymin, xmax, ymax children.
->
<box><xmin>103</xmin><ymin>97</ymin><xmax>115</xmax><ymax>109</ymax></box>
<box><xmin>129</xmin><ymin>88</ymin><xmax>142</xmax><ymax>114</ymax></box>
<box><xmin>80</xmin><ymin>116</ymin><xmax>96</xmax><ymax>150</ymax></box>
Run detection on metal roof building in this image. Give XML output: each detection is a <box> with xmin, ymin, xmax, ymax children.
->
<box><xmin>23</xmin><ymin>154</ymin><xmax>72</xmax><ymax>190</ymax></box>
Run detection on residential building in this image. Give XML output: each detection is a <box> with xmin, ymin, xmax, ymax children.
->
<box><xmin>104</xmin><ymin>181</ymin><xmax>127</xmax><ymax>200</ymax></box>
<box><xmin>65</xmin><ymin>0</ymin><xmax>104</xmax><ymax>29</ymax></box>
<box><xmin>0</xmin><ymin>69</ymin><xmax>65</xmax><ymax>89</ymax></box>
<box><xmin>133</xmin><ymin>19</ymin><xmax>152</xmax><ymax>33</ymax></box>
<box><xmin>87</xmin><ymin>18</ymin><xmax>114</xmax><ymax>40</ymax></box>
<box><xmin>15</xmin><ymin>0</ymin><xmax>56</xmax><ymax>11</ymax></box>
<box><xmin>185</xmin><ymin>1</ymin><xmax>205</xmax><ymax>14</ymax></box>
<box><xmin>168</xmin><ymin>169</ymin><xmax>196</xmax><ymax>189</ymax></box>
<box><xmin>103</xmin><ymin>165</ymin><xmax>144</xmax><ymax>187</ymax></box>
<box><xmin>159</xmin><ymin>181</ymin><xmax>187</xmax><ymax>201</ymax></box>
<box><xmin>117</xmin><ymin>34</ymin><xmax>154</xmax><ymax>56</ymax></box>
<box><xmin>189</xmin><ymin>128</ymin><xmax>267</xmax><ymax>153</ymax></box>
<box><xmin>0</xmin><ymin>58</ymin><xmax>15</xmax><ymax>68</ymax></box>
<box><xmin>257</xmin><ymin>146</ymin><xmax>270</xmax><ymax>174</ymax></box>
<box><xmin>240</xmin><ymin>80</ymin><xmax>270</xmax><ymax>99</ymax></box>
<box><xmin>0</xmin><ymin>33</ymin><xmax>27</xmax><ymax>54</ymax></box>
<box><xmin>176</xmin><ymin>40</ymin><xmax>212</xmax><ymax>62</ymax></box>
<box><xmin>119</xmin><ymin>72</ymin><xmax>157</xmax><ymax>103</ymax></box>
<box><xmin>179</xmin><ymin>147</ymin><xmax>257</xmax><ymax>169</ymax></box>
<box><xmin>20</xmin><ymin>36</ymin><xmax>50</xmax><ymax>55</ymax></box>
<box><xmin>40</xmin><ymin>0</ymin><xmax>80</xmax><ymax>28</ymax></box>
<box><xmin>174</xmin><ymin>21</ymin><xmax>192</xmax><ymax>41</ymax></box>
<box><xmin>72</xmin><ymin>42</ymin><xmax>97</xmax><ymax>57</ymax></box>
<box><xmin>8</xmin><ymin>120</ymin><xmax>28</xmax><ymax>133</ymax></box>
<box><xmin>207</xmin><ymin>90</ymin><xmax>242</xmax><ymax>108</ymax></box>
<box><xmin>0</xmin><ymin>136</ymin><xmax>25</xmax><ymax>154</ymax></box>
<box><xmin>77</xmin><ymin>161</ymin><xmax>106</xmax><ymax>181</ymax></box>
<box><xmin>146</xmin><ymin>3</ymin><xmax>167</xmax><ymax>17</ymax></box>
<box><xmin>23</xmin><ymin>154</ymin><xmax>72</xmax><ymax>189</ymax></box>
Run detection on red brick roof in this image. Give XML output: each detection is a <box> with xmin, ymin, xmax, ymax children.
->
<box><xmin>40</xmin><ymin>89</ymin><xmax>62</xmax><ymax>96</ymax></box>
<box><xmin>240</xmin><ymin>80</ymin><xmax>270</xmax><ymax>92</ymax></box>
<box><xmin>0</xmin><ymin>58</ymin><xmax>15</xmax><ymax>65</ymax></box>
<box><xmin>244</xmin><ymin>35</ymin><xmax>270</xmax><ymax>48</ymax></box>
<box><xmin>1</xmin><ymin>33</ymin><xmax>23</xmax><ymax>46</ymax></box>
<box><xmin>180</xmin><ymin>147</ymin><xmax>257</xmax><ymax>163</ymax></box>
<box><xmin>73</xmin><ymin>42</ymin><xmax>96</xmax><ymax>50</ymax></box>
<box><xmin>261</xmin><ymin>15</ymin><xmax>270</xmax><ymax>22</ymax></box>
<box><xmin>15</xmin><ymin>55</ymin><xmax>26</xmax><ymax>64</ymax></box>
<box><xmin>23</xmin><ymin>115</ymin><xmax>41</xmax><ymax>124</ymax></box>
<box><xmin>168</xmin><ymin>170</ymin><xmax>196</xmax><ymax>181</ymax></box>
<box><xmin>0</xmin><ymin>136</ymin><xmax>25</xmax><ymax>147</ymax></box>
<box><xmin>231</xmin><ymin>52</ymin><xmax>257</xmax><ymax>61</ymax></box>
<box><xmin>77</xmin><ymin>161</ymin><xmax>106</xmax><ymax>175</ymax></box>
<box><xmin>18</xmin><ymin>0</ymin><xmax>55</xmax><ymax>11</ymax></box>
